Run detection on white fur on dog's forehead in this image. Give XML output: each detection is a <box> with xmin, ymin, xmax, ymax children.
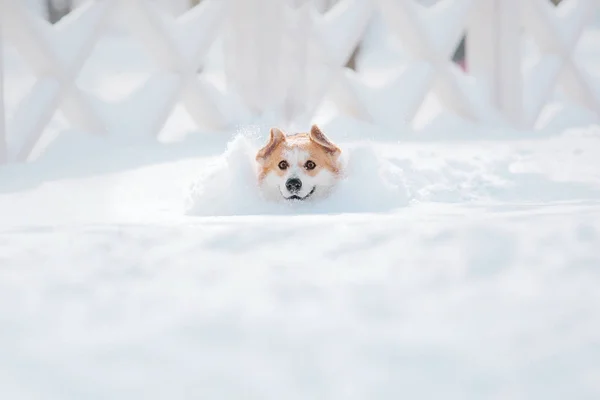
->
<box><xmin>283</xmin><ymin>147</ymin><xmax>310</xmax><ymax>165</ymax></box>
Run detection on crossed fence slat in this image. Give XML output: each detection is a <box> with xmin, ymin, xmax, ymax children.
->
<box><xmin>3</xmin><ymin>0</ymin><xmax>114</xmax><ymax>161</ymax></box>
<box><xmin>522</xmin><ymin>0</ymin><xmax>599</xmax><ymax>125</ymax></box>
<box><xmin>224</xmin><ymin>0</ymin><xmax>372</xmax><ymax>127</ymax></box>
<box><xmin>124</xmin><ymin>0</ymin><xmax>230</xmax><ymax>133</ymax></box>
<box><xmin>0</xmin><ymin>0</ymin><xmax>599</xmax><ymax>164</ymax></box>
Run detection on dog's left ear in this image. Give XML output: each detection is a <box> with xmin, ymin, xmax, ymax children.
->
<box><xmin>310</xmin><ymin>124</ymin><xmax>340</xmax><ymax>157</ymax></box>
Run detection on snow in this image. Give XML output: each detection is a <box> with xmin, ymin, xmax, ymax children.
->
<box><xmin>184</xmin><ymin>134</ymin><xmax>409</xmax><ymax>216</ymax></box>
<box><xmin>1</xmin><ymin>202</ymin><xmax>600</xmax><ymax>399</ymax></box>
<box><xmin>1</xmin><ymin>5</ymin><xmax>600</xmax><ymax>400</ymax></box>
<box><xmin>2</xmin><ymin>124</ymin><xmax>600</xmax><ymax>399</ymax></box>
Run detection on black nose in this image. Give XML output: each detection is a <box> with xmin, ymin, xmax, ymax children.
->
<box><xmin>285</xmin><ymin>178</ymin><xmax>302</xmax><ymax>193</ymax></box>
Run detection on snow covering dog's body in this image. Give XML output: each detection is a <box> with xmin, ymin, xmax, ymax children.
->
<box><xmin>256</xmin><ymin>125</ymin><xmax>342</xmax><ymax>202</ymax></box>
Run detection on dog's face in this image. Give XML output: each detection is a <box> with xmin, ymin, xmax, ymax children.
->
<box><xmin>256</xmin><ymin>125</ymin><xmax>342</xmax><ymax>202</ymax></box>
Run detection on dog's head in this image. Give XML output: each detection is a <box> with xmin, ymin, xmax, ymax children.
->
<box><xmin>256</xmin><ymin>124</ymin><xmax>342</xmax><ymax>201</ymax></box>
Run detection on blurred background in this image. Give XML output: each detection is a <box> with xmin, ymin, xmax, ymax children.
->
<box><xmin>24</xmin><ymin>0</ymin><xmax>569</xmax><ymax>71</ymax></box>
<box><xmin>2</xmin><ymin>0</ymin><xmax>599</xmax><ymax>163</ymax></box>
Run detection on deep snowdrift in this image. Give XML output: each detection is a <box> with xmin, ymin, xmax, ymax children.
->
<box><xmin>184</xmin><ymin>133</ymin><xmax>410</xmax><ymax>216</ymax></box>
<box><xmin>1</xmin><ymin>124</ymin><xmax>600</xmax><ymax>228</ymax></box>
<box><xmin>184</xmin><ymin>123</ymin><xmax>600</xmax><ymax>217</ymax></box>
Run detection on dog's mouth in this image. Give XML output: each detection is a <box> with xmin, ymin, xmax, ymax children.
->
<box><xmin>282</xmin><ymin>186</ymin><xmax>316</xmax><ymax>201</ymax></box>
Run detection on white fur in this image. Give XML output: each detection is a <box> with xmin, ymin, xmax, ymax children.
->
<box><xmin>259</xmin><ymin>148</ymin><xmax>338</xmax><ymax>202</ymax></box>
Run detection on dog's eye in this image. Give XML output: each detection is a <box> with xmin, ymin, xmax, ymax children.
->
<box><xmin>278</xmin><ymin>160</ymin><xmax>289</xmax><ymax>170</ymax></box>
<box><xmin>304</xmin><ymin>160</ymin><xmax>316</xmax><ymax>170</ymax></box>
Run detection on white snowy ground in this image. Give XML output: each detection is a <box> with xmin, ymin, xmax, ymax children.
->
<box><xmin>1</xmin><ymin>13</ymin><xmax>600</xmax><ymax>400</ymax></box>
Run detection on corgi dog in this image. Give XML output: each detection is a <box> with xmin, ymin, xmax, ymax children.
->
<box><xmin>256</xmin><ymin>124</ymin><xmax>342</xmax><ymax>201</ymax></box>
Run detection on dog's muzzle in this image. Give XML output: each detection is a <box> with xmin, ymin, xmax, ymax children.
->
<box><xmin>284</xmin><ymin>186</ymin><xmax>316</xmax><ymax>201</ymax></box>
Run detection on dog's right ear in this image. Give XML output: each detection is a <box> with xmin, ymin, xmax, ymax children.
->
<box><xmin>256</xmin><ymin>127</ymin><xmax>286</xmax><ymax>163</ymax></box>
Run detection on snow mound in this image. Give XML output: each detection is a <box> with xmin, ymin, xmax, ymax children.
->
<box><xmin>184</xmin><ymin>134</ymin><xmax>409</xmax><ymax>216</ymax></box>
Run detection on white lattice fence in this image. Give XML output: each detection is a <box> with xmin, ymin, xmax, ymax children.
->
<box><xmin>520</xmin><ymin>0</ymin><xmax>600</xmax><ymax>125</ymax></box>
<box><xmin>0</xmin><ymin>0</ymin><xmax>233</xmax><ymax>162</ymax></box>
<box><xmin>0</xmin><ymin>0</ymin><xmax>599</xmax><ymax>164</ymax></box>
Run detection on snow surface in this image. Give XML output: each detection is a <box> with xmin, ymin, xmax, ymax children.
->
<box><xmin>1</xmin><ymin>7</ymin><xmax>600</xmax><ymax>400</ymax></box>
